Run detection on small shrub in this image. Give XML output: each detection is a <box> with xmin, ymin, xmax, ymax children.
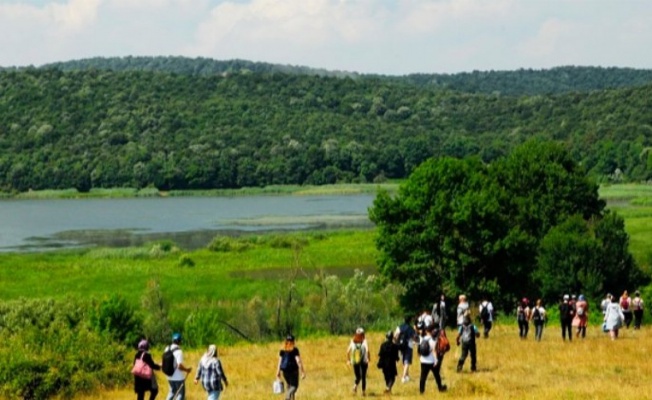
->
<box><xmin>178</xmin><ymin>254</ymin><xmax>195</xmax><ymax>267</ymax></box>
<box><xmin>208</xmin><ymin>236</ymin><xmax>251</xmax><ymax>252</ymax></box>
<box><xmin>268</xmin><ymin>236</ymin><xmax>308</xmax><ymax>249</ymax></box>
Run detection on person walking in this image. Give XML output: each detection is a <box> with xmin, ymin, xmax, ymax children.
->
<box><xmin>478</xmin><ymin>298</ymin><xmax>494</xmax><ymax>338</ymax></box>
<box><xmin>604</xmin><ymin>295</ymin><xmax>625</xmax><ymax>340</ymax></box>
<box><xmin>600</xmin><ymin>293</ymin><xmax>612</xmax><ymax>315</ymax></box>
<box><xmin>516</xmin><ymin>298</ymin><xmax>531</xmax><ymax>339</ymax></box>
<box><xmin>395</xmin><ymin>316</ymin><xmax>416</xmax><ymax>383</ymax></box>
<box><xmin>418</xmin><ymin>325</ymin><xmax>447</xmax><ymax>394</ymax></box>
<box><xmin>620</xmin><ymin>290</ymin><xmax>633</xmax><ymax>328</ymax></box>
<box><xmin>531</xmin><ymin>299</ymin><xmax>547</xmax><ymax>341</ymax></box>
<box><xmin>194</xmin><ymin>345</ymin><xmax>228</xmax><ymax>400</ymax></box>
<box><xmin>456</xmin><ymin>315</ymin><xmax>480</xmax><ymax>372</ymax></box>
<box><xmin>164</xmin><ymin>333</ymin><xmax>192</xmax><ymax>400</ymax></box>
<box><xmin>346</xmin><ymin>327</ymin><xmax>370</xmax><ymax>396</ymax></box>
<box><xmin>632</xmin><ymin>291</ymin><xmax>645</xmax><ymax>329</ymax></box>
<box><xmin>559</xmin><ymin>295</ymin><xmax>574</xmax><ymax>341</ymax></box>
<box><xmin>276</xmin><ymin>334</ymin><xmax>306</xmax><ymax>400</ymax></box>
<box><xmin>432</xmin><ymin>294</ymin><xmax>447</xmax><ymax>329</ymax></box>
<box><xmin>456</xmin><ymin>295</ymin><xmax>470</xmax><ymax>329</ymax></box>
<box><xmin>377</xmin><ymin>330</ymin><xmax>400</xmax><ymax>395</ymax></box>
<box><xmin>133</xmin><ymin>340</ymin><xmax>161</xmax><ymax>400</ymax></box>
<box><xmin>572</xmin><ymin>294</ymin><xmax>589</xmax><ymax>338</ymax></box>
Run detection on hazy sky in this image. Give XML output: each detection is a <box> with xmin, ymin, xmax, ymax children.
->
<box><xmin>1</xmin><ymin>0</ymin><xmax>651</xmax><ymax>75</ymax></box>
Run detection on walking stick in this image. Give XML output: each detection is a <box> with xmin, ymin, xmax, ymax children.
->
<box><xmin>172</xmin><ymin>374</ymin><xmax>187</xmax><ymax>400</ymax></box>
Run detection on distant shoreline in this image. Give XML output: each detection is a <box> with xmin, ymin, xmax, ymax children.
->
<box><xmin>0</xmin><ymin>183</ymin><xmax>400</xmax><ymax>200</ymax></box>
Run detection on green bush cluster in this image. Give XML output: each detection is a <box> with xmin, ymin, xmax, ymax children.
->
<box><xmin>0</xmin><ymin>298</ymin><xmax>130</xmax><ymax>399</ymax></box>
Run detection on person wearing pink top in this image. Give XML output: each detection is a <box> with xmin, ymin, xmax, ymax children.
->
<box><xmin>572</xmin><ymin>294</ymin><xmax>589</xmax><ymax>338</ymax></box>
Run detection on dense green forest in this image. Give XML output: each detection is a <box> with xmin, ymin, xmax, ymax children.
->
<box><xmin>0</xmin><ymin>59</ymin><xmax>651</xmax><ymax>192</ymax></box>
<box><xmin>20</xmin><ymin>56</ymin><xmax>652</xmax><ymax>95</ymax></box>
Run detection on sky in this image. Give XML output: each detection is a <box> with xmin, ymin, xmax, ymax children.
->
<box><xmin>1</xmin><ymin>0</ymin><xmax>651</xmax><ymax>75</ymax></box>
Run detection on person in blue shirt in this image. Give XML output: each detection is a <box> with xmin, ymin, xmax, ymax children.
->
<box><xmin>456</xmin><ymin>316</ymin><xmax>480</xmax><ymax>373</ymax></box>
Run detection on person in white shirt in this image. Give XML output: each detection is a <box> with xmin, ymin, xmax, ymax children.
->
<box><xmin>456</xmin><ymin>295</ymin><xmax>469</xmax><ymax>328</ymax></box>
<box><xmin>418</xmin><ymin>326</ymin><xmax>447</xmax><ymax>394</ymax></box>
<box><xmin>165</xmin><ymin>333</ymin><xmax>192</xmax><ymax>400</ymax></box>
<box><xmin>531</xmin><ymin>299</ymin><xmax>547</xmax><ymax>341</ymax></box>
<box><xmin>632</xmin><ymin>290</ymin><xmax>645</xmax><ymax>330</ymax></box>
<box><xmin>478</xmin><ymin>298</ymin><xmax>494</xmax><ymax>338</ymax></box>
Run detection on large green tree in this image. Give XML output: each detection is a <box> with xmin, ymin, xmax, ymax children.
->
<box><xmin>369</xmin><ymin>140</ymin><xmax>644</xmax><ymax>311</ymax></box>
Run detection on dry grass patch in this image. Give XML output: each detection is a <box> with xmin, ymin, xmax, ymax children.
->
<box><xmin>71</xmin><ymin>325</ymin><xmax>652</xmax><ymax>400</ymax></box>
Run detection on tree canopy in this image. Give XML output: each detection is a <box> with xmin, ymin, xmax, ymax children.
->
<box><xmin>1</xmin><ymin>63</ymin><xmax>652</xmax><ymax>192</ymax></box>
<box><xmin>369</xmin><ymin>140</ymin><xmax>646</xmax><ymax>311</ymax></box>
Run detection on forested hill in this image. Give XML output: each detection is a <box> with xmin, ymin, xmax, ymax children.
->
<box><xmin>0</xmin><ymin>68</ymin><xmax>651</xmax><ymax>192</ymax></box>
<box><xmin>13</xmin><ymin>56</ymin><xmax>652</xmax><ymax>96</ymax></box>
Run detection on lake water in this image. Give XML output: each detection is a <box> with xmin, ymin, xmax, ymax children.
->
<box><xmin>0</xmin><ymin>195</ymin><xmax>376</xmax><ymax>252</ymax></box>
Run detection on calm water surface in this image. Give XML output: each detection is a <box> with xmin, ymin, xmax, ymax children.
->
<box><xmin>0</xmin><ymin>195</ymin><xmax>375</xmax><ymax>252</ymax></box>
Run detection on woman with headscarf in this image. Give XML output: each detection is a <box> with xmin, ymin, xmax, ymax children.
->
<box><xmin>346</xmin><ymin>327</ymin><xmax>370</xmax><ymax>396</ymax></box>
<box><xmin>572</xmin><ymin>294</ymin><xmax>589</xmax><ymax>338</ymax></box>
<box><xmin>194</xmin><ymin>344</ymin><xmax>228</xmax><ymax>400</ymax></box>
<box><xmin>276</xmin><ymin>334</ymin><xmax>306</xmax><ymax>400</ymax></box>
<box><xmin>377</xmin><ymin>330</ymin><xmax>400</xmax><ymax>394</ymax></box>
<box><xmin>133</xmin><ymin>339</ymin><xmax>161</xmax><ymax>400</ymax></box>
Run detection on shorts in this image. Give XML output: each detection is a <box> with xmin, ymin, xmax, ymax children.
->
<box><xmin>401</xmin><ymin>347</ymin><xmax>413</xmax><ymax>365</ymax></box>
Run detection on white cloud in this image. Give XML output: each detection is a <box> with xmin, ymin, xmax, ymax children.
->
<box><xmin>0</xmin><ymin>0</ymin><xmax>651</xmax><ymax>74</ymax></box>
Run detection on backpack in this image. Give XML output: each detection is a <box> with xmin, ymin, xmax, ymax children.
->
<box><xmin>517</xmin><ymin>307</ymin><xmax>526</xmax><ymax>322</ymax></box>
<box><xmin>397</xmin><ymin>325</ymin><xmax>408</xmax><ymax>348</ymax></box>
<box><xmin>633</xmin><ymin>298</ymin><xmax>643</xmax><ymax>311</ymax></box>
<box><xmin>461</xmin><ymin>324</ymin><xmax>474</xmax><ymax>344</ymax></box>
<box><xmin>161</xmin><ymin>346</ymin><xmax>178</xmax><ymax>377</ymax></box>
<box><xmin>418</xmin><ymin>337</ymin><xmax>431</xmax><ymax>356</ymax></box>
<box><xmin>280</xmin><ymin>349</ymin><xmax>297</xmax><ymax>371</ymax></box>
<box><xmin>532</xmin><ymin>307</ymin><xmax>542</xmax><ymax>322</ymax></box>
<box><xmin>621</xmin><ymin>298</ymin><xmax>630</xmax><ymax>311</ymax></box>
<box><xmin>351</xmin><ymin>343</ymin><xmax>365</xmax><ymax>365</ymax></box>
<box><xmin>480</xmin><ymin>303</ymin><xmax>490</xmax><ymax>322</ymax></box>
<box><xmin>560</xmin><ymin>303</ymin><xmax>573</xmax><ymax>320</ymax></box>
<box><xmin>436</xmin><ymin>330</ymin><xmax>451</xmax><ymax>356</ymax></box>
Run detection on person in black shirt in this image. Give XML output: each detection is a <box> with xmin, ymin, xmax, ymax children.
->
<box><xmin>276</xmin><ymin>335</ymin><xmax>306</xmax><ymax>400</ymax></box>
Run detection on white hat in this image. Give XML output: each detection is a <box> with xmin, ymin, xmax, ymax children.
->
<box><xmin>355</xmin><ymin>327</ymin><xmax>365</xmax><ymax>335</ymax></box>
<box><xmin>563</xmin><ymin>294</ymin><xmax>569</xmax><ymax>300</ymax></box>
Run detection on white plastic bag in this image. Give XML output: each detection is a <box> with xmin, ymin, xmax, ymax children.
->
<box><xmin>273</xmin><ymin>379</ymin><xmax>285</xmax><ymax>394</ymax></box>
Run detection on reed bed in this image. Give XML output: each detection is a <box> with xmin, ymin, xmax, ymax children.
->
<box><xmin>72</xmin><ymin>324</ymin><xmax>651</xmax><ymax>400</ymax></box>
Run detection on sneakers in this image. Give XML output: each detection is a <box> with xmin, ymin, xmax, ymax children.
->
<box><xmin>352</xmin><ymin>384</ymin><xmax>358</xmax><ymax>393</ymax></box>
<box><xmin>438</xmin><ymin>385</ymin><xmax>448</xmax><ymax>392</ymax></box>
<box><xmin>401</xmin><ymin>376</ymin><xmax>410</xmax><ymax>383</ymax></box>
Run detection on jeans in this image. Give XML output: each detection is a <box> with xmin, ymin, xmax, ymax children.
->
<box><xmin>419</xmin><ymin>361</ymin><xmax>444</xmax><ymax>393</ymax></box>
<box><xmin>207</xmin><ymin>390</ymin><xmax>222</xmax><ymax>400</ymax></box>
<box><xmin>634</xmin><ymin>309</ymin><xmax>643</xmax><ymax>329</ymax></box>
<box><xmin>482</xmin><ymin>321</ymin><xmax>492</xmax><ymax>338</ymax></box>
<box><xmin>137</xmin><ymin>389</ymin><xmax>158</xmax><ymax>400</ymax></box>
<box><xmin>282</xmin><ymin>370</ymin><xmax>299</xmax><ymax>400</ymax></box>
<box><xmin>534</xmin><ymin>322</ymin><xmax>544</xmax><ymax>341</ymax></box>
<box><xmin>561</xmin><ymin>319</ymin><xmax>572</xmax><ymax>341</ymax></box>
<box><xmin>353</xmin><ymin>362</ymin><xmax>368</xmax><ymax>392</ymax></box>
<box><xmin>166</xmin><ymin>380</ymin><xmax>185</xmax><ymax>400</ymax></box>
<box><xmin>518</xmin><ymin>321</ymin><xmax>529</xmax><ymax>338</ymax></box>
<box><xmin>457</xmin><ymin>342</ymin><xmax>477</xmax><ymax>372</ymax></box>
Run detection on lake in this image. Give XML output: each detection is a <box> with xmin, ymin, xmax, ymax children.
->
<box><xmin>0</xmin><ymin>195</ymin><xmax>376</xmax><ymax>252</ymax></box>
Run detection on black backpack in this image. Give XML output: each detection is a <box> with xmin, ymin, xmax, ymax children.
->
<box><xmin>161</xmin><ymin>346</ymin><xmax>177</xmax><ymax>376</ymax></box>
<box><xmin>480</xmin><ymin>304</ymin><xmax>490</xmax><ymax>322</ymax></box>
<box><xmin>418</xmin><ymin>337</ymin><xmax>431</xmax><ymax>356</ymax></box>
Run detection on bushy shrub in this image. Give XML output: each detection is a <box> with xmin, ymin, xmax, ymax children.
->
<box><xmin>178</xmin><ymin>254</ymin><xmax>195</xmax><ymax>267</ymax></box>
<box><xmin>208</xmin><ymin>236</ymin><xmax>252</xmax><ymax>252</ymax></box>
<box><xmin>89</xmin><ymin>294</ymin><xmax>141</xmax><ymax>346</ymax></box>
<box><xmin>0</xmin><ymin>298</ymin><xmax>129</xmax><ymax>399</ymax></box>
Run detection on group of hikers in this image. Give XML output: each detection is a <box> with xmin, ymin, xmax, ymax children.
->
<box><xmin>130</xmin><ymin>290</ymin><xmax>644</xmax><ymax>399</ymax></box>
<box><xmin>515</xmin><ymin>289</ymin><xmax>645</xmax><ymax>342</ymax></box>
